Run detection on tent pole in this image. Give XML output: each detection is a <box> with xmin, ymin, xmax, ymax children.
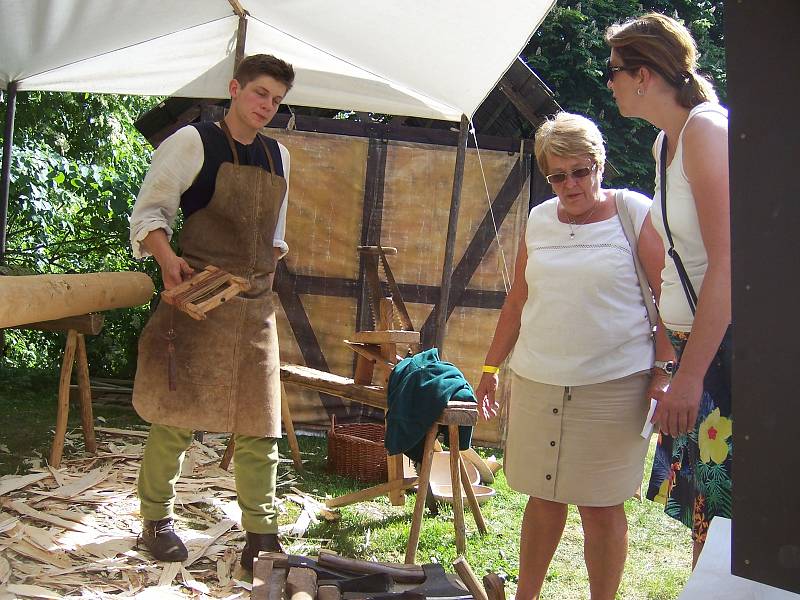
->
<box><xmin>234</xmin><ymin>14</ymin><xmax>248</xmax><ymax>70</ymax></box>
<box><xmin>433</xmin><ymin>114</ymin><xmax>469</xmax><ymax>355</ymax></box>
<box><xmin>0</xmin><ymin>81</ymin><xmax>19</xmax><ymax>265</ymax></box>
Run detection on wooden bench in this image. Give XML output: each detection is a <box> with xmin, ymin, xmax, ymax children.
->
<box><xmin>276</xmin><ymin>362</ymin><xmax>487</xmax><ymax>563</ymax></box>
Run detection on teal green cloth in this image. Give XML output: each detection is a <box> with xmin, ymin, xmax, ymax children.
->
<box><xmin>385</xmin><ymin>348</ymin><xmax>476</xmax><ymax>462</ymax></box>
<box><xmin>138</xmin><ymin>423</ymin><xmax>279</xmax><ymax>533</ymax></box>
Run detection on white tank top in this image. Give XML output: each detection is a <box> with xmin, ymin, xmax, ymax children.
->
<box><xmin>651</xmin><ymin>102</ymin><xmax>728</xmax><ymax>331</ymax></box>
<box><xmin>508</xmin><ymin>190</ymin><xmax>654</xmax><ymax>386</ymax></box>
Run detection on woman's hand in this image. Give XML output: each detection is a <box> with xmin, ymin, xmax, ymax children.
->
<box><xmin>651</xmin><ymin>371</ymin><xmax>703</xmax><ymax>437</ymax></box>
<box><xmin>476</xmin><ymin>372</ymin><xmax>500</xmax><ymax>421</ymax></box>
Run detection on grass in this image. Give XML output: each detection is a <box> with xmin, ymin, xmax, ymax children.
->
<box><xmin>0</xmin><ymin>365</ymin><xmax>692</xmax><ymax>599</ymax></box>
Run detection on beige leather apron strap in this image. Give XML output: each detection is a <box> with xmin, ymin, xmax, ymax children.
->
<box><xmin>219</xmin><ymin>119</ymin><xmax>276</xmax><ymax>175</ymax></box>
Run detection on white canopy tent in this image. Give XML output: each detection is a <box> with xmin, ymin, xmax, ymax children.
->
<box><xmin>0</xmin><ymin>0</ymin><xmax>555</xmax><ymax>350</ymax></box>
<box><xmin>1</xmin><ymin>0</ymin><xmax>554</xmax><ymax>121</ymax></box>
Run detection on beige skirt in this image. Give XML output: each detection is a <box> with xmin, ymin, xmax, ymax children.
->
<box><xmin>504</xmin><ymin>370</ymin><xmax>651</xmax><ymax>507</ymax></box>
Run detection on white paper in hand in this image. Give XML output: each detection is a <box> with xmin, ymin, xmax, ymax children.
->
<box><xmin>641</xmin><ymin>398</ymin><xmax>658</xmax><ymax>439</ymax></box>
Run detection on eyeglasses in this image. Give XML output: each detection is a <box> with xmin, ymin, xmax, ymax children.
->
<box><xmin>605</xmin><ymin>59</ymin><xmax>640</xmax><ymax>82</ymax></box>
<box><xmin>545</xmin><ymin>162</ymin><xmax>597</xmax><ymax>185</ymax></box>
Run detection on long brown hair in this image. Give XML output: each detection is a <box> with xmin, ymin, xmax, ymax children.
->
<box><xmin>605</xmin><ymin>12</ymin><xmax>717</xmax><ymax>108</ymax></box>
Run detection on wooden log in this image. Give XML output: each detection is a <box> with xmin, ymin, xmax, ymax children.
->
<box><xmin>17</xmin><ymin>313</ymin><xmax>104</xmax><ymax>335</ymax></box>
<box><xmin>0</xmin><ymin>272</ymin><xmax>154</xmax><ymax>328</ymax></box>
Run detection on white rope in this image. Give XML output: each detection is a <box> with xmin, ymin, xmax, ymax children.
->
<box><xmin>468</xmin><ymin>117</ymin><xmax>513</xmax><ymax>294</ymax></box>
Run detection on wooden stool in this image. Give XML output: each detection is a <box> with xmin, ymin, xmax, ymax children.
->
<box><xmin>18</xmin><ymin>314</ymin><xmax>104</xmax><ymax>468</ymax></box>
<box><xmin>405</xmin><ymin>401</ymin><xmax>488</xmax><ymax>564</ymax></box>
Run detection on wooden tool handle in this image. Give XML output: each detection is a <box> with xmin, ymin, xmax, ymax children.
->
<box><xmin>287</xmin><ymin>567</ymin><xmax>317</xmax><ymax>600</ymax></box>
<box><xmin>318</xmin><ymin>585</ymin><xmax>342</xmax><ymax>600</ymax></box>
<box><xmin>482</xmin><ymin>572</ymin><xmax>507</xmax><ymax>600</ymax></box>
<box><xmin>317</xmin><ymin>551</ymin><xmax>425</xmax><ymax>583</ymax></box>
<box><xmin>453</xmin><ymin>557</ymin><xmax>488</xmax><ymax>600</ymax></box>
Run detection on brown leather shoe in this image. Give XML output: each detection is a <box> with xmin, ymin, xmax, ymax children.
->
<box><xmin>138</xmin><ymin>518</ymin><xmax>188</xmax><ymax>562</ymax></box>
<box><xmin>240</xmin><ymin>532</ymin><xmax>283</xmax><ymax>571</ymax></box>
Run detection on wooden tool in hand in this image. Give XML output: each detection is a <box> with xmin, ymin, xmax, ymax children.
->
<box><xmin>160</xmin><ymin>265</ymin><xmax>250</xmax><ymax>320</ymax></box>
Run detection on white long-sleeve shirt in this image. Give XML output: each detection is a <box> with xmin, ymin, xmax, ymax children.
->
<box><xmin>129</xmin><ymin>124</ymin><xmax>290</xmax><ymax>259</ymax></box>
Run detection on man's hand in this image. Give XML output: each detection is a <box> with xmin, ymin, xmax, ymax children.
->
<box><xmin>475</xmin><ymin>372</ymin><xmax>500</xmax><ymax>421</ymax></box>
<box><xmin>651</xmin><ymin>371</ymin><xmax>704</xmax><ymax>437</ymax></box>
<box><xmin>158</xmin><ymin>254</ymin><xmax>195</xmax><ymax>290</ymax></box>
<box><xmin>141</xmin><ymin>229</ymin><xmax>194</xmax><ymax>290</ymax></box>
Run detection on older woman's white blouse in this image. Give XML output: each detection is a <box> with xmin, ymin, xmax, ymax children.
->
<box><xmin>508</xmin><ymin>191</ymin><xmax>654</xmax><ymax>386</ymax></box>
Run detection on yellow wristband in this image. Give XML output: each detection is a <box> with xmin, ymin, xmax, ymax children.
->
<box><xmin>482</xmin><ymin>365</ymin><xmax>500</xmax><ymax>374</ymax></box>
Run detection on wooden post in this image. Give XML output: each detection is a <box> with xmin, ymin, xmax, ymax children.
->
<box><xmin>405</xmin><ymin>425</ymin><xmax>438</xmax><ymax>564</ymax></box>
<box><xmin>50</xmin><ymin>329</ymin><xmax>78</xmax><ymax>468</ymax></box>
<box><xmin>432</xmin><ymin>114</ymin><xmax>470</xmax><ymax>355</ymax></box>
<box><xmin>449</xmin><ymin>425</ymin><xmax>466</xmax><ymax>555</ymax></box>
<box><xmin>75</xmin><ymin>334</ymin><xmax>97</xmax><ymax>454</ymax></box>
<box><xmin>281</xmin><ymin>382</ymin><xmax>303</xmax><ymax>472</ymax></box>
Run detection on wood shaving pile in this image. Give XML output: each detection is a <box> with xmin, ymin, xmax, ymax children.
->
<box><xmin>0</xmin><ymin>428</ymin><xmax>336</xmax><ymax>599</ymax></box>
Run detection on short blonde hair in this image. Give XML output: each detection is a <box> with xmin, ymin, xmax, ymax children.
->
<box><xmin>533</xmin><ymin>112</ymin><xmax>606</xmax><ymax>176</ymax></box>
<box><xmin>605</xmin><ymin>12</ymin><xmax>717</xmax><ymax>108</ymax></box>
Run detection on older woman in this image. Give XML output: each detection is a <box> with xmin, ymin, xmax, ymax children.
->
<box><xmin>476</xmin><ymin>112</ymin><xmax>674</xmax><ymax>600</ymax></box>
<box><xmin>605</xmin><ymin>13</ymin><xmax>731</xmax><ymax>566</ymax></box>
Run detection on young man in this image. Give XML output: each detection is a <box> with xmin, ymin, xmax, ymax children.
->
<box><xmin>129</xmin><ymin>54</ymin><xmax>294</xmax><ymax>570</ymax></box>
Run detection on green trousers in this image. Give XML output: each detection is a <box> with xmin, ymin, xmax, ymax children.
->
<box><xmin>138</xmin><ymin>423</ymin><xmax>279</xmax><ymax>534</ymax></box>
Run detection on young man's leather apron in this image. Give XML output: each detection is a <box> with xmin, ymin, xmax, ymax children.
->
<box><xmin>133</xmin><ymin>123</ymin><xmax>286</xmax><ymax>438</ymax></box>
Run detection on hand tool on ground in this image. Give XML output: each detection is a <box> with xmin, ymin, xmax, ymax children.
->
<box><xmin>452</xmin><ymin>557</ymin><xmax>488</xmax><ymax>600</ymax></box>
<box><xmin>406</xmin><ymin>564</ymin><xmax>472</xmax><ymax>599</ymax></box>
<box><xmin>287</xmin><ymin>567</ymin><xmax>317</xmax><ymax>600</ymax></box>
<box><xmin>318</xmin><ymin>573</ymin><xmax>393</xmax><ymax>593</ymax></box>
<box><xmin>358</xmin><ymin>592</ymin><xmax>427</xmax><ymax>600</ymax></box>
<box><xmin>317</xmin><ymin>552</ymin><xmax>425</xmax><ymax>584</ymax></box>
<box><xmin>482</xmin><ymin>573</ymin><xmax>506</xmax><ymax>600</ymax></box>
<box><xmin>318</xmin><ymin>585</ymin><xmax>343</xmax><ymax>600</ymax></box>
<box><xmin>259</xmin><ymin>551</ymin><xmax>359</xmax><ymax>580</ymax></box>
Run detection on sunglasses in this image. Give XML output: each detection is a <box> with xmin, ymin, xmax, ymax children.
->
<box><xmin>545</xmin><ymin>162</ymin><xmax>597</xmax><ymax>185</ymax></box>
<box><xmin>605</xmin><ymin>58</ymin><xmax>640</xmax><ymax>82</ymax></box>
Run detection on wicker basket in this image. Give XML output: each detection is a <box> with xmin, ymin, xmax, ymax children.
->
<box><xmin>327</xmin><ymin>416</ymin><xmax>388</xmax><ymax>483</ymax></box>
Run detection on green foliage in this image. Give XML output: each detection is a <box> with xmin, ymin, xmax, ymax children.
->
<box><xmin>523</xmin><ymin>0</ymin><xmax>725</xmax><ymax>192</ymax></box>
<box><xmin>1</xmin><ymin>91</ymin><xmax>159</xmax><ymax>376</ymax></box>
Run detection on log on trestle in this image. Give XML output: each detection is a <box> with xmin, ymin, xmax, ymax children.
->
<box><xmin>0</xmin><ymin>272</ymin><xmax>154</xmax><ymax>328</ymax></box>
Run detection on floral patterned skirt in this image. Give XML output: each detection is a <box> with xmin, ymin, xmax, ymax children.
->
<box><xmin>645</xmin><ymin>327</ymin><xmax>733</xmax><ymax>543</ymax></box>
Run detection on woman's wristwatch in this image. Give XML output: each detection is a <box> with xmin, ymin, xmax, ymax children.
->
<box><xmin>653</xmin><ymin>360</ymin><xmax>676</xmax><ymax>375</ymax></box>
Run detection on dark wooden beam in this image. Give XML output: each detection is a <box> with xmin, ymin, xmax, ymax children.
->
<box><xmin>266</xmin><ymin>114</ymin><xmax>535</xmax><ymax>154</ymax></box>
<box><xmin>431</xmin><ymin>115</ymin><xmax>470</xmax><ymax>353</ymax></box>
<box><xmin>420</xmin><ymin>153</ymin><xmax>530</xmax><ymax>343</ymax></box>
<box><xmin>272</xmin><ymin>272</ymin><xmax>505</xmax><ymax>309</ymax></box>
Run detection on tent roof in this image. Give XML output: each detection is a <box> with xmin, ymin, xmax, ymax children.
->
<box><xmin>0</xmin><ymin>0</ymin><xmax>555</xmax><ymax>121</ymax></box>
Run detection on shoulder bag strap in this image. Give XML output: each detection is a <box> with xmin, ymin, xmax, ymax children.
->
<box><xmin>660</xmin><ymin>135</ymin><xmax>699</xmax><ymax>315</ymax></box>
<box><xmin>615</xmin><ymin>190</ymin><xmax>658</xmax><ymax>330</ymax></box>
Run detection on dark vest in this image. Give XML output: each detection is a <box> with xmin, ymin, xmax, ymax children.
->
<box><xmin>180</xmin><ymin>122</ymin><xmax>284</xmax><ymax>220</ymax></box>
